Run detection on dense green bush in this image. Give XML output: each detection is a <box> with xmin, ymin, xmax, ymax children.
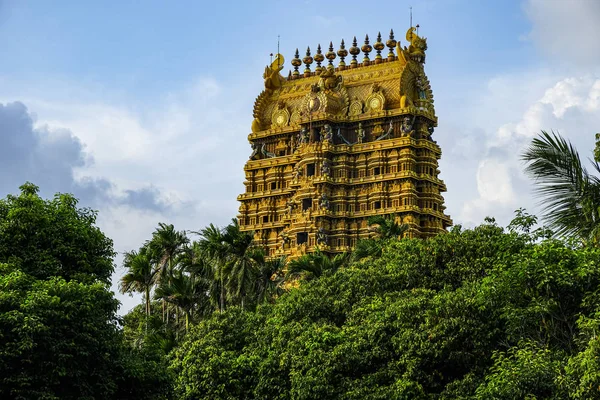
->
<box><xmin>170</xmin><ymin>221</ymin><xmax>600</xmax><ymax>399</ymax></box>
<box><xmin>0</xmin><ymin>184</ymin><xmax>170</xmax><ymax>399</ymax></box>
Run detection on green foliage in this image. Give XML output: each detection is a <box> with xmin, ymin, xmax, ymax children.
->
<box><xmin>0</xmin><ymin>182</ymin><xmax>115</xmax><ymax>284</ymax></box>
<box><xmin>169</xmin><ymin>218</ymin><xmax>600</xmax><ymax>399</ymax></box>
<box><xmin>0</xmin><ymin>184</ymin><xmax>170</xmax><ymax>399</ymax></box>
<box><xmin>522</xmin><ymin>130</ymin><xmax>600</xmax><ymax>245</ymax></box>
<box><xmin>475</xmin><ymin>343</ymin><xmax>562</xmax><ymax>399</ymax></box>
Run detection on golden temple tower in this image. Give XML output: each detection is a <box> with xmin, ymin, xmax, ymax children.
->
<box><xmin>237</xmin><ymin>28</ymin><xmax>452</xmax><ymax>258</ymax></box>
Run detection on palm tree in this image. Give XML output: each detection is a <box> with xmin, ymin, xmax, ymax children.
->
<box><xmin>287</xmin><ymin>249</ymin><xmax>349</xmax><ymax>281</ymax></box>
<box><xmin>147</xmin><ymin>223</ymin><xmax>189</xmax><ymax>323</ymax></box>
<box><xmin>222</xmin><ymin>219</ymin><xmax>258</xmax><ymax>309</ymax></box>
<box><xmin>352</xmin><ymin>215</ymin><xmax>408</xmax><ymax>261</ymax></box>
<box><xmin>148</xmin><ymin>222</ymin><xmax>189</xmax><ymax>280</ymax></box>
<box><xmin>154</xmin><ymin>270</ymin><xmax>208</xmax><ymax>333</ymax></box>
<box><xmin>367</xmin><ymin>214</ymin><xmax>408</xmax><ymax>239</ymax></box>
<box><xmin>119</xmin><ymin>247</ymin><xmax>156</xmax><ymax>317</ymax></box>
<box><xmin>253</xmin><ymin>254</ymin><xmax>286</xmax><ymax>304</ymax></box>
<box><xmin>196</xmin><ymin>219</ymin><xmax>260</xmax><ymax>311</ymax></box>
<box><xmin>196</xmin><ymin>223</ymin><xmax>229</xmax><ymax>312</ymax></box>
<box><xmin>522</xmin><ymin>130</ymin><xmax>600</xmax><ymax>245</ymax></box>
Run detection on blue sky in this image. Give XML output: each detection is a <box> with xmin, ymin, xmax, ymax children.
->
<box><xmin>1</xmin><ymin>0</ymin><xmax>599</xmax><ymax>312</ymax></box>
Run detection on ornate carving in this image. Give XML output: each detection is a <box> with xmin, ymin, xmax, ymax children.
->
<box><xmin>401</xmin><ymin>115</ymin><xmax>416</xmax><ymax>137</ymax></box>
<box><xmin>319</xmin><ymin>66</ymin><xmax>342</xmax><ymax>90</ymax></box>
<box><xmin>290</xmin><ymin>109</ymin><xmax>302</xmax><ymax>126</ymax></box>
<box><xmin>317</xmin><ymin>227</ymin><xmax>327</xmax><ymax>245</ymax></box>
<box><xmin>271</xmin><ymin>102</ymin><xmax>290</xmax><ymax>128</ymax></box>
<box><xmin>263</xmin><ymin>54</ymin><xmax>286</xmax><ymax>91</ymax></box>
<box><xmin>348</xmin><ymin>97</ymin><xmax>363</xmax><ymax>116</ymax></box>
<box><xmin>298</xmin><ymin>126</ymin><xmax>309</xmax><ymax>144</ymax></box>
<box><xmin>321</xmin><ymin>124</ymin><xmax>333</xmax><ymax>142</ymax></box>
<box><xmin>319</xmin><ymin>193</ymin><xmax>330</xmax><ymax>210</ymax></box>
<box><xmin>356</xmin><ymin>122</ymin><xmax>365</xmax><ymax>143</ymax></box>
<box><xmin>375</xmin><ymin>121</ymin><xmax>395</xmax><ymax>141</ymax></box>
<box><xmin>321</xmin><ymin>159</ymin><xmax>331</xmax><ymax>176</ymax></box>
<box><xmin>364</xmin><ymin>83</ymin><xmax>386</xmax><ymax>114</ymax></box>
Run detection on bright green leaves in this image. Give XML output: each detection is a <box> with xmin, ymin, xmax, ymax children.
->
<box><xmin>0</xmin><ymin>183</ymin><xmax>115</xmax><ymax>284</ymax></box>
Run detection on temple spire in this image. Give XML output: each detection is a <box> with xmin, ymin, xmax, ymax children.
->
<box><xmin>361</xmin><ymin>34</ymin><xmax>372</xmax><ymax>65</ymax></box>
<box><xmin>386</xmin><ymin>29</ymin><xmax>397</xmax><ymax>60</ymax></box>
<box><xmin>303</xmin><ymin>46</ymin><xmax>313</xmax><ymax>77</ymax></box>
<box><xmin>349</xmin><ymin>36</ymin><xmax>360</xmax><ymax>68</ymax></box>
<box><xmin>337</xmin><ymin>39</ymin><xmax>348</xmax><ymax>70</ymax></box>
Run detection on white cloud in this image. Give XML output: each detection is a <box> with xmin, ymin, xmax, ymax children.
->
<box><xmin>458</xmin><ymin>75</ymin><xmax>600</xmax><ymax>226</ymax></box>
<box><xmin>0</xmin><ymin>74</ymin><xmax>254</xmax><ymax>314</ymax></box>
<box><xmin>524</xmin><ymin>0</ymin><xmax>600</xmax><ymax>67</ymax></box>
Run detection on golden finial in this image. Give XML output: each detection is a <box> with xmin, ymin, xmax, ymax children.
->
<box><xmin>291</xmin><ymin>48</ymin><xmax>302</xmax><ymax>78</ymax></box>
<box><xmin>314</xmin><ymin>44</ymin><xmax>325</xmax><ymax>75</ymax></box>
<box><xmin>325</xmin><ymin>41</ymin><xmax>336</xmax><ymax>67</ymax></box>
<box><xmin>361</xmin><ymin>34</ymin><xmax>372</xmax><ymax>65</ymax></box>
<box><xmin>303</xmin><ymin>46</ymin><xmax>313</xmax><ymax>77</ymax></box>
<box><xmin>349</xmin><ymin>36</ymin><xmax>360</xmax><ymax>68</ymax></box>
<box><xmin>386</xmin><ymin>29</ymin><xmax>397</xmax><ymax>60</ymax></box>
<box><xmin>374</xmin><ymin>32</ymin><xmax>384</xmax><ymax>64</ymax></box>
<box><xmin>337</xmin><ymin>39</ymin><xmax>348</xmax><ymax>70</ymax></box>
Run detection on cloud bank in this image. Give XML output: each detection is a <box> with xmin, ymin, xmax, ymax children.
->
<box><xmin>0</xmin><ymin>101</ymin><xmax>170</xmax><ymax>212</ymax></box>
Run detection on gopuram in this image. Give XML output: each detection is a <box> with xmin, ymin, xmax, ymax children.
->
<box><xmin>237</xmin><ymin>27</ymin><xmax>452</xmax><ymax>258</ymax></box>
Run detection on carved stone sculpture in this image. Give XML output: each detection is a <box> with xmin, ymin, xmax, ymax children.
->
<box><xmin>321</xmin><ymin>124</ymin><xmax>333</xmax><ymax>142</ymax></box>
<box><xmin>317</xmin><ymin>227</ymin><xmax>327</xmax><ymax>245</ymax></box>
<box><xmin>356</xmin><ymin>122</ymin><xmax>365</xmax><ymax>144</ymax></box>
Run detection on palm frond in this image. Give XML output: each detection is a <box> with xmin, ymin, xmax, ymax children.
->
<box><xmin>522</xmin><ymin>130</ymin><xmax>600</xmax><ymax>241</ymax></box>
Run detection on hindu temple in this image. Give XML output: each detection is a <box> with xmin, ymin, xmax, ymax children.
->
<box><xmin>237</xmin><ymin>27</ymin><xmax>452</xmax><ymax>258</ymax></box>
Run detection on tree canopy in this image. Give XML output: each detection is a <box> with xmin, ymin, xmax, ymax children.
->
<box><xmin>169</xmin><ymin>218</ymin><xmax>600</xmax><ymax>399</ymax></box>
<box><xmin>0</xmin><ymin>183</ymin><xmax>169</xmax><ymax>399</ymax></box>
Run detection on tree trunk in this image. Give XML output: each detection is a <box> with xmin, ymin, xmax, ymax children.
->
<box><xmin>166</xmin><ymin>257</ymin><xmax>172</xmax><ymax>325</ymax></box>
<box><xmin>145</xmin><ymin>286</ymin><xmax>150</xmax><ymax>335</ymax></box>
<box><xmin>220</xmin><ymin>274</ymin><xmax>225</xmax><ymax>312</ymax></box>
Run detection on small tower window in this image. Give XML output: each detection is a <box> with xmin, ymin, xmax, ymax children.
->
<box><xmin>374</xmin><ymin>201</ymin><xmax>381</xmax><ymax>210</ymax></box>
<box><xmin>374</xmin><ymin>167</ymin><xmax>381</xmax><ymax>175</ymax></box>
<box><xmin>297</xmin><ymin>232</ymin><xmax>308</xmax><ymax>245</ymax></box>
<box><xmin>306</xmin><ymin>164</ymin><xmax>315</xmax><ymax>176</ymax></box>
<box><xmin>302</xmin><ymin>198</ymin><xmax>312</xmax><ymax>210</ymax></box>
<box><xmin>271</xmin><ymin>182</ymin><xmax>277</xmax><ymax>190</ymax></box>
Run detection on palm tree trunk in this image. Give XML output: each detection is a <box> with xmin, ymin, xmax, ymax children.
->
<box><xmin>166</xmin><ymin>257</ymin><xmax>172</xmax><ymax>325</ymax></box>
<box><xmin>145</xmin><ymin>286</ymin><xmax>150</xmax><ymax>316</ymax></box>
<box><xmin>145</xmin><ymin>286</ymin><xmax>150</xmax><ymax>335</ymax></box>
<box><xmin>185</xmin><ymin>310</ymin><xmax>190</xmax><ymax>332</ymax></box>
<box><xmin>220</xmin><ymin>275</ymin><xmax>225</xmax><ymax>312</ymax></box>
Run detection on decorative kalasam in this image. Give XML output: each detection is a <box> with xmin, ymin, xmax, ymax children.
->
<box><xmin>238</xmin><ymin>27</ymin><xmax>452</xmax><ymax>259</ymax></box>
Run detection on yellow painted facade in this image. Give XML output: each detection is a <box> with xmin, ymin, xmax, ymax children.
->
<box><xmin>237</xmin><ymin>28</ymin><xmax>452</xmax><ymax>258</ymax></box>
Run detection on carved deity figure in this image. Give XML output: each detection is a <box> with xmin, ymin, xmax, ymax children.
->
<box><xmin>317</xmin><ymin>227</ymin><xmax>327</xmax><ymax>245</ymax></box>
<box><xmin>356</xmin><ymin>123</ymin><xmax>365</xmax><ymax>144</ymax></box>
<box><xmin>401</xmin><ymin>116</ymin><xmax>416</xmax><ymax>137</ymax></box>
<box><xmin>416</xmin><ymin>77</ymin><xmax>427</xmax><ymax>100</ymax></box>
<box><xmin>249</xmin><ymin>143</ymin><xmax>260</xmax><ymax>160</ymax></box>
<box><xmin>319</xmin><ymin>193</ymin><xmax>330</xmax><ymax>210</ymax></box>
<box><xmin>321</xmin><ymin>124</ymin><xmax>333</xmax><ymax>142</ymax></box>
<box><xmin>298</xmin><ymin>127</ymin><xmax>309</xmax><ymax>144</ymax></box>
<box><xmin>427</xmin><ymin>124</ymin><xmax>434</xmax><ymax>137</ymax></box>
<box><xmin>321</xmin><ymin>160</ymin><xmax>331</xmax><ymax>177</ymax></box>
<box><xmin>294</xmin><ymin>167</ymin><xmax>303</xmax><ymax>180</ymax></box>
<box><xmin>286</xmin><ymin>199</ymin><xmax>296</xmax><ymax>215</ymax></box>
